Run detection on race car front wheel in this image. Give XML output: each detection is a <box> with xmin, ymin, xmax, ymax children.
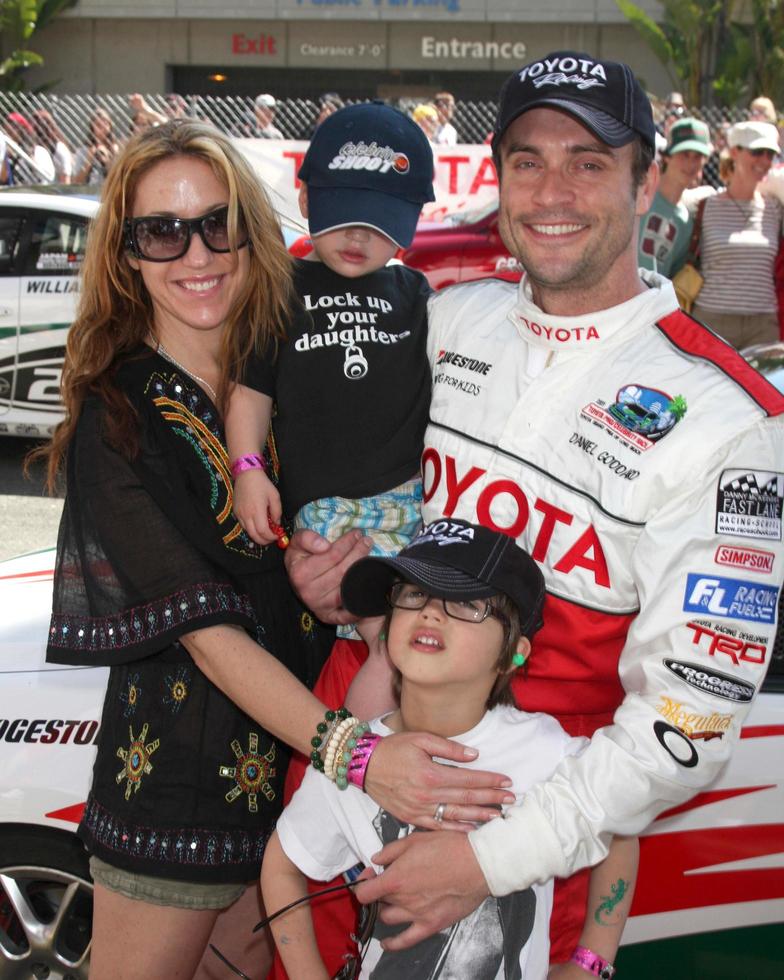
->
<box><xmin>0</xmin><ymin>827</ymin><xmax>91</xmax><ymax>980</ymax></box>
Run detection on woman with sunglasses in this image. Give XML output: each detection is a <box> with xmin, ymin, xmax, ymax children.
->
<box><xmin>693</xmin><ymin>120</ymin><xmax>783</xmax><ymax>348</ymax></box>
<box><xmin>36</xmin><ymin>120</ymin><xmax>514</xmax><ymax>980</ymax></box>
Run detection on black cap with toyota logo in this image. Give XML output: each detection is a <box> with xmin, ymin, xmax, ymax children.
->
<box><xmin>340</xmin><ymin>519</ymin><xmax>545</xmax><ymax>638</ymax></box>
<box><xmin>492</xmin><ymin>51</ymin><xmax>656</xmax><ymax>154</ymax></box>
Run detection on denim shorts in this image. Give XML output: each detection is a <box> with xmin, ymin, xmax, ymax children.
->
<box><xmin>89</xmin><ymin>856</ymin><xmax>247</xmax><ymax>910</ymax></box>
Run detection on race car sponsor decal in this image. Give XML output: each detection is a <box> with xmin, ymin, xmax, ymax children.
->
<box><xmin>653</xmin><ymin>720</ymin><xmax>698</xmax><ymax>767</ymax></box>
<box><xmin>0</xmin><ymin>344</ymin><xmax>65</xmax><ymax>412</ymax></box>
<box><xmin>0</xmin><ymin>717</ymin><xmax>99</xmax><ymax>744</ymax></box>
<box><xmin>715</xmin><ymin>469</ymin><xmax>783</xmax><ymax>540</ymax></box>
<box><xmin>714</xmin><ymin>543</ymin><xmax>775</xmax><ymax>574</ymax></box>
<box><xmin>580</xmin><ymin>385</ymin><xmax>686</xmax><ymax>454</ymax></box>
<box><xmin>663</xmin><ymin>658</ymin><xmax>756</xmax><ymax>703</ymax></box>
<box><xmin>568</xmin><ymin>432</ymin><xmax>640</xmax><ymax>480</ymax></box>
<box><xmin>433</xmin><ymin>349</ymin><xmax>492</xmax><ymax>397</ymax></box>
<box><xmin>436</xmin><ymin>350</ymin><xmax>493</xmax><ymax>375</ymax></box>
<box><xmin>683</xmin><ymin>573</ymin><xmax>778</xmax><ymax>625</ymax></box>
<box><xmin>36</xmin><ymin>252</ymin><xmax>82</xmax><ymax>271</ymax></box>
<box><xmin>25</xmin><ymin>278</ymin><xmax>79</xmax><ymax>294</ymax></box>
<box><xmin>517</xmin><ymin>314</ymin><xmax>599</xmax><ymax>344</ymax></box>
<box><xmin>518</xmin><ymin>54</ymin><xmax>607</xmax><ymax>90</ymax></box>
<box><xmin>421</xmin><ymin>449</ymin><xmax>611</xmax><ymax>587</ymax></box>
<box><xmin>495</xmin><ymin>255</ymin><xmax>522</xmax><ymax>273</ymax></box>
<box><xmin>656</xmin><ymin>695</ymin><xmax>734</xmax><ymax>739</ymax></box>
<box><xmin>684</xmin><ymin>619</ymin><xmax>767</xmax><ymax>666</ymax></box>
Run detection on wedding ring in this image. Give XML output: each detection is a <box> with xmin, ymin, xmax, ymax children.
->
<box><xmin>434</xmin><ymin>802</ymin><xmax>447</xmax><ymax>823</ymax></box>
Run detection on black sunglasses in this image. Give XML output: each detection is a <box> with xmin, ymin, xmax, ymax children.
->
<box><xmin>747</xmin><ymin>147</ymin><xmax>777</xmax><ymax>158</ymax></box>
<box><xmin>124</xmin><ymin>205</ymin><xmax>248</xmax><ymax>262</ymax></box>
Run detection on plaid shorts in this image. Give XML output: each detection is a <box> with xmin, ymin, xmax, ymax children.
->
<box><xmin>294</xmin><ymin>478</ymin><xmax>423</xmax><ymax>639</ymax></box>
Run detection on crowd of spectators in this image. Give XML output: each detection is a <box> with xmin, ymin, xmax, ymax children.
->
<box><xmin>2</xmin><ymin>85</ymin><xmax>783</xmax><ymax>350</ymax></box>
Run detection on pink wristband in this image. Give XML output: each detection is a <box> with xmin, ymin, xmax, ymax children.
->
<box><xmin>570</xmin><ymin>945</ymin><xmax>615</xmax><ymax>980</ymax></box>
<box><xmin>347</xmin><ymin>733</ymin><xmax>382</xmax><ymax>791</ymax></box>
<box><xmin>230</xmin><ymin>453</ymin><xmax>266</xmax><ymax>479</ymax></box>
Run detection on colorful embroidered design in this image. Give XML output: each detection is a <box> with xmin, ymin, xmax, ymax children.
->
<box><xmin>146</xmin><ymin>369</ymin><xmax>276</xmax><ymax>559</ymax></box>
<box><xmin>49</xmin><ymin>581</ymin><xmax>255</xmax><ymax>653</ymax></box>
<box><xmin>116</xmin><ymin>723</ymin><xmax>160</xmax><ymax>800</ymax></box>
<box><xmin>119</xmin><ymin>672</ymin><xmax>142</xmax><ymax>717</ymax></box>
<box><xmin>81</xmin><ymin>796</ymin><xmax>272</xmax><ymax>868</ymax></box>
<box><xmin>163</xmin><ymin>666</ymin><xmax>191</xmax><ymax>714</ymax></box>
<box><xmin>219</xmin><ymin>732</ymin><xmax>277</xmax><ymax>812</ymax></box>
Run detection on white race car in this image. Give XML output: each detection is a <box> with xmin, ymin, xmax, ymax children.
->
<box><xmin>0</xmin><ymin>187</ymin><xmax>96</xmax><ymax>439</ymax></box>
<box><xmin>0</xmin><ymin>541</ymin><xmax>782</xmax><ymax>979</ymax></box>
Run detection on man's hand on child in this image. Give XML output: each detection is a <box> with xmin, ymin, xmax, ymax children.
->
<box><xmin>285</xmin><ymin>528</ymin><xmax>373</xmax><ymax>624</ymax></box>
<box><xmin>364</xmin><ymin>731</ymin><xmax>515</xmax><ymax>830</ymax></box>
<box><xmin>233</xmin><ymin>469</ymin><xmax>280</xmax><ymax>545</ymax></box>
<box><xmin>354</xmin><ymin>831</ymin><xmax>490</xmax><ymax>950</ymax></box>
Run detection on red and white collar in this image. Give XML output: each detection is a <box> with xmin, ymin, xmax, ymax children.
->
<box><xmin>509</xmin><ymin>270</ymin><xmax>678</xmax><ymax>351</ymax></box>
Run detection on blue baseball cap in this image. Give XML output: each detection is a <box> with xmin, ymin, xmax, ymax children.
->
<box><xmin>298</xmin><ymin>102</ymin><xmax>435</xmax><ymax>248</ymax></box>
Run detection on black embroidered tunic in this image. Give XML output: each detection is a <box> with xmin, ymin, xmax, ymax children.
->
<box><xmin>46</xmin><ymin>348</ymin><xmax>325</xmax><ymax>883</ymax></box>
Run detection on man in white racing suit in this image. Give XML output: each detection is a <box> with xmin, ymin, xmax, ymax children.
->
<box><xmin>286</xmin><ymin>50</ymin><xmax>784</xmax><ymax>968</ymax></box>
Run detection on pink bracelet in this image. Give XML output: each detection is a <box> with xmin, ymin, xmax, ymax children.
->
<box><xmin>570</xmin><ymin>945</ymin><xmax>615</xmax><ymax>980</ymax></box>
<box><xmin>230</xmin><ymin>453</ymin><xmax>266</xmax><ymax>479</ymax></box>
<box><xmin>347</xmin><ymin>733</ymin><xmax>382</xmax><ymax>791</ymax></box>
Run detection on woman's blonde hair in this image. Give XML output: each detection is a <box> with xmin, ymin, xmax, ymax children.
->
<box><xmin>36</xmin><ymin>119</ymin><xmax>293</xmax><ymax>491</ymax></box>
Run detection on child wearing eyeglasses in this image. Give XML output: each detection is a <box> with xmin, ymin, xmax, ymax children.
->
<box><xmin>225</xmin><ymin>103</ymin><xmax>434</xmax><ymax>669</ymax></box>
<box><xmin>261</xmin><ymin>519</ymin><xmax>638</xmax><ymax>980</ymax></box>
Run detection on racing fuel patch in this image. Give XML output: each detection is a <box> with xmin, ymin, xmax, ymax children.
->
<box><xmin>682</xmin><ymin>573</ymin><xmax>779</xmax><ymax>625</ymax></box>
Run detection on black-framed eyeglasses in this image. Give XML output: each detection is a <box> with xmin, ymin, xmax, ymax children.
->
<box><xmin>124</xmin><ymin>205</ymin><xmax>248</xmax><ymax>262</ymax></box>
<box><xmin>388</xmin><ymin>581</ymin><xmax>507</xmax><ymax>625</ymax></box>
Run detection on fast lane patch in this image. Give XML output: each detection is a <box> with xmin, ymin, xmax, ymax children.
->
<box><xmin>715</xmin><ymin>469</ymin><xmax>783</xmax><ymax>541</ymax></box>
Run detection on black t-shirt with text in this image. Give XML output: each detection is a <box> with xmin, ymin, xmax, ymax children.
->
<box><xmin>246</xmin><ymin>259</ymin><xmax>431</xmax><ymax>516</ymax></box>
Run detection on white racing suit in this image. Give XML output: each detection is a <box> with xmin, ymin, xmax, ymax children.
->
<box><xmin>424</xmin><ymin>271</ymin><xmax>784</xmax><ymax>899</ymax></box>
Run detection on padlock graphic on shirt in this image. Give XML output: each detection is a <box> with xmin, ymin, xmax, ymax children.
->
<box><xmin>343</xmin><ymin>343</ymin><xmax>368</xmax><ymax>380</ymax></box>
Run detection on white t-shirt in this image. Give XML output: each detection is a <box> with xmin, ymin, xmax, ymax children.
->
<box><xmin>276</xmin><ymin>705</ymin><xmax>587</xmax><ymax>980</ymax></box>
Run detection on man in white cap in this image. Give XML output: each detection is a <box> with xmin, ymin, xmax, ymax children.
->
<box><xmin>286</xmin><ymin>50</ymin><xmax>784</xmax><ymax>974</ymax></box>
<box><xmin>252</xmin><ymin>93</ymin><xmax>283</xmax><ymax>139</ymax></box>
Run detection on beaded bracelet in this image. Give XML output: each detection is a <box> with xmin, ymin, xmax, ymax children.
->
<box><xmin>330</xmin><ymin>722</ymin><xmax>371</xmax><ymax>789</ymax></box>
<box><xmin>230</xmin><ymin>453</ymin><xmax>266</xmax><ymax>479</ymax></box>
<box><xmin>310</xmin><ymin>707</ymin><xmax>350</xmax><ymax>774</ymax></box>
<box><xmin>347</xmin><ymin>732</ymin><xmax>382</xmax><ymax>791</ymax></box>
<box><xmin>324</xmin><ymin>718</ymin><xmax>357</xmax><ymax>781</ymax></box>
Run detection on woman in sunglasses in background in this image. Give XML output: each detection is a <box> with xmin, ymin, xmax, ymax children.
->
<box><xmin>692</xmin><ymin>120</ymin><xmax>783</xmax><ymax>349</ymax></box>
<box><xmin>36</xmin><ymin>121</ymin><xmax>513</xmax><ymax>980</ymax></box>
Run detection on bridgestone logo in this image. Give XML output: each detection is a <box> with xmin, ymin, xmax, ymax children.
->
<box><xmin>663</xmin><ymin>659</ymin><xmax>755</xmax><ymax>703</ymax></box>
<box><xmin>436</xmin><ymin>350</ymin><xmax>492</xmax><ymax>375</ymax></box>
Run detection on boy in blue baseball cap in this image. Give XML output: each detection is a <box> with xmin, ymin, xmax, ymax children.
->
<box><xmin>226</xmin><ymin>102</ymin><xmax>434</xmax><ymax>670</ymax></box>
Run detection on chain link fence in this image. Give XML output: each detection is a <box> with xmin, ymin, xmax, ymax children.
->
<box><xmin>0</xmin><ymin>91</ymin><xmax>764</xmax><ymax>184</ymax></box>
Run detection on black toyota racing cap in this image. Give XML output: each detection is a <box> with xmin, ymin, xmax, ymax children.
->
<box><xmin>492</xmin><ymin>50</ymin><xmax>656</xmax><ymax>153</ymax></box>
<box><xmin>340</xmin><ymin>519</ymin><xmax>545</xmax><ymax>638</ymax></box>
